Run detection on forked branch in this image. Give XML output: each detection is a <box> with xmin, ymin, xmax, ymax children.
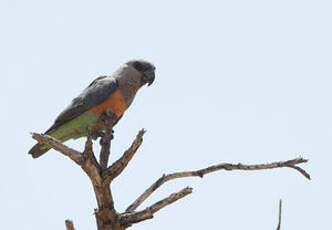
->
<box><xmin>31</xmin><ymin>129</ymin><xmax>310</xmax><ymax>230</ymax></box>
<box><xmin>120</xmin><ymin>187</ymin><xmax>193</xmax><ymax>227</ymax></box>
<box><xmin>102</xmin><ymin>129</ymin><xmax>146</xmax><ymax>182</ymax></box>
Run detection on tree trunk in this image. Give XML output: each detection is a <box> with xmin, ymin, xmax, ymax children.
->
<box><xmin>93</xmin><ymin>184</ymin><xmax>124</xmax><ymax>230</ymax></box>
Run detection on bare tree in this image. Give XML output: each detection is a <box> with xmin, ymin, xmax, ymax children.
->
<box><xmin>31</xmin><ymin>112</ymin><xmax>310</xmax><ymax>230</ymax></box>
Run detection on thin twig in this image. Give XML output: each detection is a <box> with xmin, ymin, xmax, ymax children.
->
<box><xmin>120</xmin><ymin>187</ymin><xmax>192</xmax><ymax>227</ymax></box>
<box><xmin>102</xmin><ymin>129</ymin><xmax>146</xmax><ymax>182</ymax></box>
<box><xmin>126</xmin><ymin>157</ymin><xmax>309</xmax><ymax>212</ymax></box>
<box><xmin>32</xmin><ymin>133</ymin><xmax>83</xmax><ymax>165</ymax></box>
<box><xmin>65</xmin><ymin>219</ymin><xmax>75</xmax><ymax>230</ymax></box>
<box><xmin>286</xmin><ymin>165</ymin><xmax>311</xmax><ymax>180</ymax></box>
<box><xmin>276</xmin><ymin>199</ymin><xmax>282</xmax><ymax>230</ymax></box>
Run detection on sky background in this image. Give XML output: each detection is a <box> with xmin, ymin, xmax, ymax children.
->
<box><xmin>0</xmin><ymin>0</ymin><xmax>331</xmax><ymax>229</ymax></box>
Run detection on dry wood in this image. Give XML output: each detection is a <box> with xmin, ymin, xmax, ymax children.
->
<box><xmin>32</xmin><ymin>132</ymin><xmax>116</xmax><ymax>229</ymax></box>
<box><xmin>276</xmin><ymin>199</ymin><xmax>282</xmax><ymax>230</ymax></box>
<box><xmin>126</xmin><ymin>157</ymin><xmax>309</xmax><ymax>212</ymax></box>
<box><xmin>102</xmin><ymin>129</ymin><xmax>145</xmax><ymax>182</ymax></box>
<box><xmin>65</xmin><ymin>220</ymin><xmax>75</xmax><ymax>230</ymax></box>
<box><xmin>32</xmin><ymin>133</ymin><xmax>83</xmax><ymax>165</ymax></box>
<box><xmin>120</xmin><ymin>187</ymin><xmax>192</xmax><ymax>227</ymax></box>
<box><xmin>31</xmin><ymin>128</ymin><xmax>310</xmax><ymax>230</ymax></box>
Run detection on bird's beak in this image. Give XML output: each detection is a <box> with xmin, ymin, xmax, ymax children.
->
<box><xmin>143</xmin><ymin>70</ymin><xmax>155</xmax><ymax>86</ymax></box>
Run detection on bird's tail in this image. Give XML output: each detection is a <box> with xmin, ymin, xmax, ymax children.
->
<box><xmin>28</xmin><ymin>143</ymin><xmax>50</xmax><ymax>158</ymax></box>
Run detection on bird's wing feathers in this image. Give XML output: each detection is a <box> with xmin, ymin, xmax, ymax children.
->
<box><xmin>45</xmin><ymin>76</ymin><xmax>119</xmax><ymax>133</ymax></box>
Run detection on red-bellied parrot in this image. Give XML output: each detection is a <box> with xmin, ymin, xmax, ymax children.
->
<box><xmin>29</xmin><ymin>59</ymin><xmax>155</xmax><ymax>158</ymax></box>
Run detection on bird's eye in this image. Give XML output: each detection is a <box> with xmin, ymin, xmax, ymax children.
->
<box><xmin>133</xmin><ymin>61</ymin><xmax>145</xmax><ymax>72</ymax></box>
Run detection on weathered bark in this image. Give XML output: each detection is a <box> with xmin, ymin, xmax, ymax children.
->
<box><xmin>120</xmin><ymin>187</ymin><xmax>193</xmax><ymax>227</ymax></box>
<box><xmin>31</xmin><ymin>114</ymin><xmax>310</xmax><ymax>230</ymax></box>
<box><xmin>93</xmin><ymin>184</ymin><xmax>121</xmax><ymax>230</ymax></box>
<box><xmin>32</xmin><ymin>127</ymin><xmax>146</xmax><ymax>230</ymax></box>
<box><xmin>126</xmin><ymin>158</ymin><xmax>309</xmax><ymax>212</ymax></box>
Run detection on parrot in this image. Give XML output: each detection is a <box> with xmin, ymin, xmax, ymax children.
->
<box><xmin>29</xmin><ymin>59</ymin><xmax>155</xmax><ymax>158</ymax></box>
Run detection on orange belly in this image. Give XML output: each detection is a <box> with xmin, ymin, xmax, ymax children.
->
<box><xmin>88</xmin><ymin>90</ymin><xmax>127</xmax><ymax>117</ymax></box>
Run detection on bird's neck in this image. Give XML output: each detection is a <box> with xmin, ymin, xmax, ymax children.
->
<box><xmin>118</xmin><ymin>81</ymin><xmax>141</xmax><ymax>107</ymax></box>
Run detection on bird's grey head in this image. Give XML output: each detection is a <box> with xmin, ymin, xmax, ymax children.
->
<box><xmin>126</xmin><ymin>59</ymin><xmax>156</xmax><ymax>86</ymax></box>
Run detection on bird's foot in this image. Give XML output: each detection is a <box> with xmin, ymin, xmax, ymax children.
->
<box><xmin>101</xmin><ymin>108</ymin><xmax>118</xmax><ymax>124</ymax></box>
<box><xmin>99</xmin><ymin>129</ymin><xmax>114</xmax><ymax>145</ymax></box>
<box><xmin>92</xmin><ymin>130</ymin><xmax>114</xmax><ymax>141</ymax></box>
<box><xmin>90</xmin><ymin>130</ymin><xmax>106</xmax><ymax>140</ymax></box>
<box><xmin>96</xmin><ymin>108</ymin><xmax>116</xmax><ymax>142</ymax></box>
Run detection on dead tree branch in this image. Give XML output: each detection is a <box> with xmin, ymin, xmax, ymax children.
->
<box><xmin>120</xmin><ymin>187</ymin><xmax>192</xmax><ymax>227</ymax></box>
<box><xmin>32</xmin><ymin>132</ymin><xmax>115</xmax><ymax>229</ymax></box>
<box><xmin>276</xmin><ymin>199</ymin><xmax>282</xmax><ymax>230</ymax></box>
<box><xmin>102</xmin><ymin>129</ymin><xmax>146</xmax><ymax>183</ymax></box>
<box><xmin>126</xmin><ymin>157</ymin><xmax>309</xmax><ymax>212</ymax></box>
<box><xmin>31</xmin><ymin>127</ymin><xmax>310</xmax><ymax>230</ymax></box>
<box><xmin>31</xmin><ymin>128</ymin><xmax>146</xmax><ymax>230</ymax></box>
<box><xmin>32</xmin><ymin>133</ymin><xmax>83</xmax><ymax>165</ymax></box>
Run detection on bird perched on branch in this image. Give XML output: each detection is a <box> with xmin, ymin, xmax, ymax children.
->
<box><xmin>29</xmin><ymin>59</ymin><xmax>155</xmax><ymax>158</ymax></box>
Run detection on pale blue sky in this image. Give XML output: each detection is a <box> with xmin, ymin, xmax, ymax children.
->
<box><xmin>0</xmin><ymin>0</ymin><xmax>331</xmax><ymax>229</ymax></box>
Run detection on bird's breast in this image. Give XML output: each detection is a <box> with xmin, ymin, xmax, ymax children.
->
<box><xmin>88</xmin><ymin>90</ymin><xmax>127</xmax><ymax>117</ymax></box>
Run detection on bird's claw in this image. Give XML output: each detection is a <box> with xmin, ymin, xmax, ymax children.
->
<box><xmin>91</xmin><ymin>130</ymin><xmax>105</xmax><ymax>140</ymax></box>
<box><xmin>92</xmin><ymin>130</ymin><xmax>114</xmax><ymax>141</ymax></box>
<box><xmin>95</xmin><ymin>108</ymin><xmax>116</xmax><ymax>142</ymax></box>
<box><xmin>101</xmin><ymin>108</ymin><xmax>118</xmax><ymax>123</ymax></box>
<box><xmin>99</xmin><ymin>130</ymin><xmax>114</xmax><ymax>145</ymax></box>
